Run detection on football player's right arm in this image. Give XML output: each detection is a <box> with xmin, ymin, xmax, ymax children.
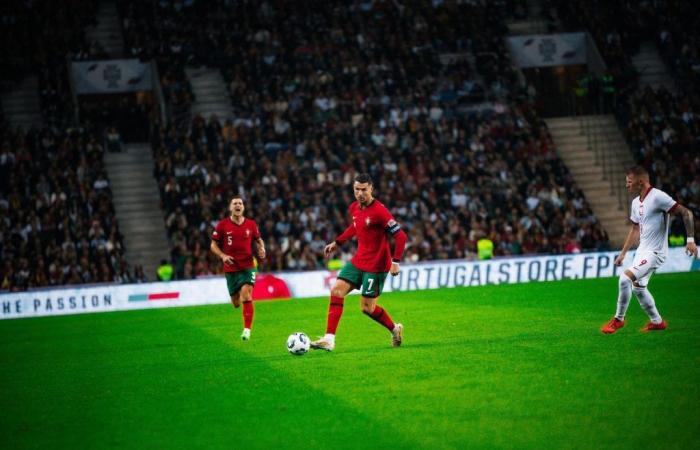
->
<box><xmin>614</xmin><ymin>223</ymin><xmax>640</xmax><ymax>266</ymax></box>
<box><xmin>325</xmin><ymin>224</ymin><xmax>356</xmax><ymax>257</ymax></box>
<box><xmin>211</xmin><ymin>240</ymin><xmax>234</xmax><ymax>265</ymax></box>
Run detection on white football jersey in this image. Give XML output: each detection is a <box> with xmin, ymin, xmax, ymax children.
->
<box><xmin>630</xmin><ymin>187</ymin><xmax>678</xmax><ymax>256</ymax></box>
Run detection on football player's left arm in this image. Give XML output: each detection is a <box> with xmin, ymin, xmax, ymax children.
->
<box><xmin>385</xmin><ymin>218</ymin><xmax>407</xmax><ymax>276</ymax></box>
<box><xmin>670</xmin><ymin>204</ymin><xmax>697</xmax><ymax>257</ymax></box>
<box><xmin>389</xmin><ymin>229</ymin><xmax>407</xmax><ymax>276</ymax></box>
<box><xmin>255</xmin><ymin>237</ymin><xmax>266</xmax><ymax>260</ymax></box>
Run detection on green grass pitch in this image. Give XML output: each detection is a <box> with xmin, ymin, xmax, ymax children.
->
<box><xmin>2</xmin><ymin>272</ymin><xmax>699</xmax><ymax>449</ymax></box>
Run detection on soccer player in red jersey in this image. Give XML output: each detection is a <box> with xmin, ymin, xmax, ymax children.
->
<box><xmin>311</xmin><ymin>173</ymin><xmax>408</xmax><ymax>351</ymax></box>
<box><xmin>210</xmin><ymin>197</ymin><xmax>266</xmax><ymax>340</ymax></box>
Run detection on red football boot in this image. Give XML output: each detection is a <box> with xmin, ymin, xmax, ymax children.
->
<box><xmin>601</xmin><ymin>317</ymin><xmax>625</xmax><ymax>334</ymax></box>
<box><xmin>641</xmin><ymin>321</ymin><xmax>667</xmax><ymax>332</ymax></box>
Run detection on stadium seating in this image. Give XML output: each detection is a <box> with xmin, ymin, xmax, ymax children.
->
<box><xmin>554</xmin><ymin>0</ymin><xmax>641</xmax><ymax>92</ymax></box>
<box><xmin>0</xmin><ymin>126</ymin><xmax>128</xmax><ymax>290</ymax></box>
<box><xmin>614</xmin><ymin>86</ymin><xmax>700</xmax><ymax>237</ymax></box>
<box><xmin>0</xmin><ymin>0</ymin><xmax>96</xmax><ymax>85</ymax></box>
<box><xmin>134</xmin><ymin>1</ymin><xmax>611</xmax><ymax>276</ymax></box>
<box><xmin>15</xmin><ymin>0</ymin><xmax>700</xmax><ymax>286</ymax></box>
<box><xmin>651</xmin><ymin>0</ymin><xmax>700</xmax><ymax>93</ymax></box>
<box><xmin>152</xmin><ymin>105</ymin><xmax>612</xmax><ymax>276</ymax></box>
<box><xmin>1</xmin><ymin>0</ymin><xmax>98</xmax><ymax>128</ymax></box>
<box><xmin>559</xmin><ymin>0</ymin><xmax>699</xmax><ymax>236</ymax></box>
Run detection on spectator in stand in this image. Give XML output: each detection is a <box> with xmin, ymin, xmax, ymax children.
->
<box><xmin>156</xmin><ymin>259</ymin><xmax>174</xmax><ymax>281</ymax></box>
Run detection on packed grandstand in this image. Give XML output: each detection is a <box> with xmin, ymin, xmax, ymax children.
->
<box><xmin>1</xmin><ymin>0</ymin><xmax>698</xmax><ymax>291</ymax></box>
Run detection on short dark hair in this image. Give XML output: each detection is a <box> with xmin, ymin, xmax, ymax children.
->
<box><xmin>626</xmin><ymin>165</ymin><xmax>649</xmax><ymax>179</ymax></box>
<box><xmin>354</xmin><ymin>173</ymin><xmax>373</xmax><ymax>185</ymax></box>
<box><xmin>230</xmin><ymin>195</ymin><xmax>244</xmax><ymax>202</ymax></box>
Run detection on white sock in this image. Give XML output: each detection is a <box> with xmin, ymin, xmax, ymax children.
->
<box><xmin>633</xmin><ymin>286</ymin><xmax>662</xmax><ymax>324</ymax></box>
<box><xmin>324</xmin><ymin>333</ymin><xmax>335</xmax><ymax>342</ymax></box>
<box><xmin>615</xmin><ymin>274</ymin><xmax>632</xmax><ymax>320</ymax></box>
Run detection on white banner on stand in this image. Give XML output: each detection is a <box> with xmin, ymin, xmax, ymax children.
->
<box><xmin>507</xmin><ymin>32</ymin><xmax>587</xmax><ymax>68</ymax></box>
<box><xmin>71</xmin><ymin>59</ymin><xmax>153</xmax><ymax>94</ymax></box>
<box><xmin>1</xmin><ymin>248</ymin><xmax>696</xmax><ymax>320</ymax></box>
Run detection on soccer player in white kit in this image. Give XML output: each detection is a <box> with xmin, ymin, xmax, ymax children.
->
<box><xmin>602</xmin><ymin>166</ymin><xmax>697</xmax><ymax>333</ymax></box>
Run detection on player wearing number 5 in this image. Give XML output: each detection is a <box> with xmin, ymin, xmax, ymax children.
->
<box><xmin>311</xmin><ymin>173</ymin><xmax>408</xmax><ymax>351</ymax></box>
<box><xmin>602</xmin><ymin>166</ymin><xmax>697</xmax><ymax>334</ymax></box>
<box><xmin>210</xmin><ymin>196</ymin><xmax>266</xmax><ymax>341</ymax></box>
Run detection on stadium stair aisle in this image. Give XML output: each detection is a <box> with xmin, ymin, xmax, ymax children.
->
<box><xmin>0</xmin><ymin>76</ymin><xmax>42</xmax><ymax>129</ymax></box>
<box><xmin>185</xmin><ymin>67</ymin><xmax>234</xmax><ymax>123</ymax></box>
<box><xmin>631</xmin><ymin>40</ymin><xmax>676</xmax><ymax>93</ymax></box>
<box><xmin>546</xmin><ymin>115</ymin><xmax>634</xmax><ymax>247</ymax></box>
<box><xmin>85</xmin><ymin>1</ymin><xmax>124</xmax><ymax>57</ymax></box>
<box><xmin>105</xmin><ymin>143</ymin><xmax>170</xmax><ymax>280</ymax></box>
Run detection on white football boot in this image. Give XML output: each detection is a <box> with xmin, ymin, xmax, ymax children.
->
<box><xmin>310</xmin><ymin>335</ymin><xmax>335</xmax><ymax>351</ymax></box>
<box><xmin>241</xmin><ymin>328</ymin><xmax>251</xmax><ymax>341</ymax></box>
<box><xmin>392</xmin><ymin>323</ymin><xmax>404</xmax><ymax>347</ymax></box>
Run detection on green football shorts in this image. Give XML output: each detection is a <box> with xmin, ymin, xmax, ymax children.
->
<box><xmin>337</xmin><ymin>262</ymin><xmax>388</xmax><ymax>298</ymax></box>
<box><xmin>225</xmin><ymin>269</ymin><xmax>256</xmax><ymax>296</ymax></box>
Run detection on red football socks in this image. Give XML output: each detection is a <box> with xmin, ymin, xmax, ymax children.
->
<box><xmin>326</xmin><ymin>296</ymin><xmax>344</xmax><ymax>334</ymax></box>
<box><xmin>242</xmin><ymin>300</ymin><xmax>254</xmax><ymax>329</ymax></box>
<box><xmin>368</xmin><ymin>305</ymin><xmax>395</xmax><ymax>331</ymax></box>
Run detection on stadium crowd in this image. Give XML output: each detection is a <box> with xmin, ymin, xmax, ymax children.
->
<box><xmin>652</xmin><ymin>0</ymin><xmax>700</xmax><ymax>94</ymax></box>
<box><xmin>0</xmin><ymin>125</ymin><xmax>133</xmax><ymax>291</ymax></box>
<box><xmin>615</xmin><ymin>86</ymin><xmax>700</xmax><ymax>237</ymax></box>
<box><xmin>559</xmin><ymin>0</ymin><xmax>700</xmax><ymax>237</ymax></box>
<box><xmin>0</xmin><ymin>0</ymin><xmax>102</xmax><ymax>128</ymax></box>
<box><xmin>554</xmin><ymin>0</ymin><xmax>641</xmax><ymax>93</ymax></box>
<box><xmin>138</xmin><ymin>0</ymin><xmax>611</xmax><ymax>277</ymax></box>
<box><xmin>119</xmin><ymin>0</ymin><xmax>194</xmax><ymax>131</ymax></box>
<box><xmin>557</xmin><ymin>0</ymin><xmax>700</xmax><ymax>97</ymax></box>
<box><xmin>0</xmin><ymin>0</ymin><xmax>96</xmax><ymax>84</ymax></box>
<box><xmin>8</xmin><ymin>0</ymin><xmax>699</xmax><ymax>288</ymax></box>
<box><xmin>152</xmin><ymin>106</ymin><xmax>611</xmax><ymax>277</ymax></box>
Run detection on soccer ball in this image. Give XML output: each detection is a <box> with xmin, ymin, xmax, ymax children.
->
<box><xmin>287</xmin><ymin>332</ymin><xmax>310</xmax><ymax>355</ymax></box>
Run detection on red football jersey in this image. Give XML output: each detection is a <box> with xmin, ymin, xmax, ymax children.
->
<box><xmin>338</xmin><ymin>200</ymin><xmax>401</xmax><ymax>272</ymax></box>
<box><xmin>212</xmin><ymin>217</ymin><xmax>261</xmax><ymax>272</ymax></box>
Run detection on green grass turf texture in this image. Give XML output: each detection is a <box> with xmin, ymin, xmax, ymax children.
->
<box><xmin>1</xmin><ymin>272</ymin><xmax>699</xmax><ymax>449</ymax></box>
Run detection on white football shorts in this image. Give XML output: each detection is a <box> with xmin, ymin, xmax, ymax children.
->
<box><xmin>627</xmin><ymin>251</ymin><xmax>665</xmax><ymax>287</ymax></box>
